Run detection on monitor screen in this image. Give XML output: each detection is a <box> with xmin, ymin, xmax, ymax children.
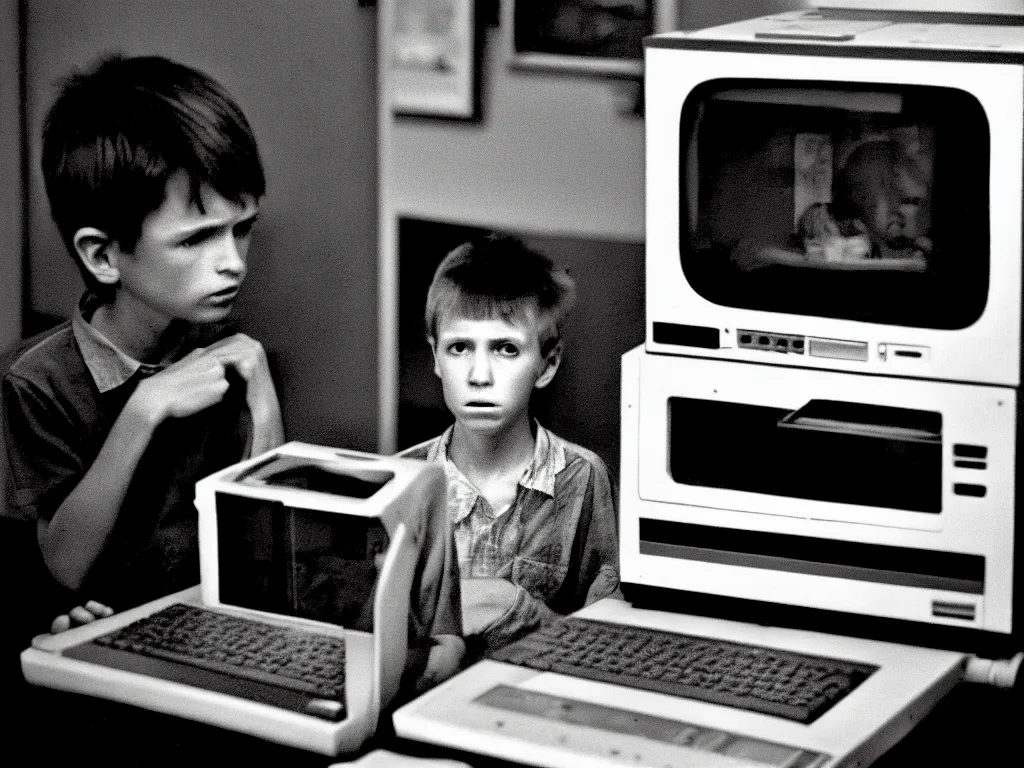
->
<box><xmin>680</xmin><ymin>79</ymin><xmax>990</xmax><ymax>329</ymax></box>
<box><xmin>215</xmin><ymin>491</ymin><xmax>389</xmax><ymax>631</ymax></box>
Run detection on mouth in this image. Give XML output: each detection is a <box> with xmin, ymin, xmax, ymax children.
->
<box><xmin>207</xmin><ymin>286</ymin><xmax>241</xmax><ymax>304</ymax></box>
<box><xmin>464</xmin><ymin>401</ymin><xmax>498</xmax><ymax>410</ymax></box>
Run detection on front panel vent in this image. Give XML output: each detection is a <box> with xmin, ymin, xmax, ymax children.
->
<box><xmin>953</xmin><ymin>483</ymin><xmax>987</xmax><ymax>498</ymax></box>
<box><xmin>953</xmin><ymin>460</ymin><xmax>987</xmax><ymax>470</ymax></box>
<box><xmin>932</xmin><ymin>601</ymin><xmax>977</xmax><ymax>622</ymax></box>
<box><xmin>953</xmin><ymin>444</ymin><xmax>988</xmax><ymax>459</ymax></box>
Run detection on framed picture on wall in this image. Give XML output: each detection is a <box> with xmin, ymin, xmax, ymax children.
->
<box><xmin>504</xmin><ymin>0</ymin><xmax>673</xmax><ymax>78</ymax></box>
<box><xmin>385</xmin><ymin>0</ymin><xmax>479</xmax><ymax>120</ymax></box>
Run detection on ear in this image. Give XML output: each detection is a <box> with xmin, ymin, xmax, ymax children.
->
<box><xmin>534</xmin><ymin>340</ymin><xmax>562</xmax><ymax>391</ymax></box>
<box><xmin>72</xmin><ymin>227</ymin><xmax>120</xmax><ymax>286</ymax></box>
<box><xmin>427</xmin><ymin>336</ymin><xmax>441</xmax><ymax>378</ymax></box>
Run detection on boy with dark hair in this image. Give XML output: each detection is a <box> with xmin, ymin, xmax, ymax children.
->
<box><xmin>2</xmin><ymin>54</ymin><xmax>463</xmax><ymax>692</ymax></box>
<box><xmin>1</xmin><ymin>53</ymin><xmax>281</xmax><ymax>619</ymax></box>
<box><xmin>403</xmin><ymin>233</ymin><xmax>621</xmax><ymax>658</ymax></box>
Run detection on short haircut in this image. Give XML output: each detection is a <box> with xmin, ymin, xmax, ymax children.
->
<box><xmin>42</xmin><ymin>53</ymin><xmax>266</xmax><ymax>296</ymax></box>
<box><xmin>424</xmin><ymin>234</ymin><xmax>576</xmax><ymax>356</ymax></box>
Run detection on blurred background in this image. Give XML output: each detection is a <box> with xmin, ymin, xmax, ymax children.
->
<box><xmin>0</xmin><ymin>0</ymin><xmax>809</xmax><ymax>474</ymax></box>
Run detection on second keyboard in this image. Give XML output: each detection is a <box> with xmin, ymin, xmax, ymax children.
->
<box><xmin>489</xmin><ymin>616</ymin><xmax>876</xmax><ymax>724</ymax></box>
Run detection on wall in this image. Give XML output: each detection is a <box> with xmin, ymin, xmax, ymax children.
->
<box><xmin>379</xmin><ymin>8</ymin><xmax>649</xmax><ymax>468</ymax></box>
<box><xmin>16</xmin><ymin>1</ymin><xmax>810</xmax><ymax>458</ymax></box>
<box><xmin>379</xmin><ymin>0</ymin><xmax>810</xmax><ymax>467</ymax></box>
<box><xmin>0</xmin><ymin>0</ymin><xmax>21</xmax><ymax>351</ymax></box>
<box><xmin>21</xmin><ymin>0</ymin><xmax>380</xmax><ymax>450</ymax></box>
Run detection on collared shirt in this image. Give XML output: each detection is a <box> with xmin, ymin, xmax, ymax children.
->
<box><xmin>2</xmin><ymin>293</ymin><xmax>249</xmax><ymax>610</ymax></box>
<box><xmin>405</xmin><ymin>423</ymin><xmax>621</xmax><ymax>655</ymax></box>
<box><xmin>73</xmin><ymin>293</ymin><xmax>215</xmax><ymax>392</ymax></box>
<box><xmin>427</xmin><ymin>423</ymin><xmax>566</xmax><ymax>577</ymax></box>
<box><xmin>72</xmin><ymin>299</ymin><xmax>165</xmax><ymax>392</ymax></box>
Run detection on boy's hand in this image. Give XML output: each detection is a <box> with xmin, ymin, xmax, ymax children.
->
<box><xmin>50</xmin><ymin>600</ymin><xmax>114</xmax><ymax>634</ymax></box>
<box><xmin>460</xmin><ymin>577</ymin><xmax>521</xmax><ymax>636</ymax></box>
<box><xmin>416</xmin><ymin>634</ymin><xmax>466</xmax><ymax>693</ymax></box>
<box><xmin>131</xmin><ymin>345</ymin><xmax>240</xmax><ymax>422</ymax></box>
<box><xmin>206</xmin><ymin>333</ymin><xmax>285</xmax><ymax>455</ymax></box>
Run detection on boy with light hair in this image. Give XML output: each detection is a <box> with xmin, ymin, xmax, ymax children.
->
<box><xmin>404</xmin><ymin>233</ymin><xmax>621</xmax><ymax>659</ymax></box>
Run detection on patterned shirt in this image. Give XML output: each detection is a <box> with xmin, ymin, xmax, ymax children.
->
<box><xmin>403</xmin><ymin>422</ymin><xmax>621</xmax><ymax>654</ymax></box>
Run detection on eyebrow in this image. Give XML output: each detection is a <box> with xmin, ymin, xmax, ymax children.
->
<box><xmin>172</xmin><ymin>210</ymin><xmax>261</xmax><ymax>241</ymax></box>
<box><xmin>440</xmin><ymin>334</ymin><xmax>527</xmax><ymax>347</ymax></box>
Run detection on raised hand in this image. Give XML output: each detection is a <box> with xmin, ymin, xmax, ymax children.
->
<box><xmin>204</xmin><ymin>332</ymin><xmax>285</xmax><ymax>455</ymax></box>
<box><xmin>130</xmin><ymin>345</ymin><xmax>238</xmax><ymax>423</ymax></box>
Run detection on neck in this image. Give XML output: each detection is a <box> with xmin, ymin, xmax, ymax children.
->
<box><xmin>90</xmin><ymin>300</ymin><xmax>187</xmax><ymax>364</ymax></box>
<box><xmin>449</xmin><ymin>417</ymin><xmax>536</xmax><ymax>479</ymax></box>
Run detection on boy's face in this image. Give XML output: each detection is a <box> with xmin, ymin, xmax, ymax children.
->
<box><xmin>105</xmin><ymin>170</ymin><xmax>260</xmax><ymax>326</ymax></box>
<box><xmin>430</xmin><ymin>312</ymin><xmax>558</xmax><ymax>438</ymax></box>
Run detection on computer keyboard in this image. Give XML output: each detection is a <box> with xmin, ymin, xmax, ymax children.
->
<box><xmin>67</xmin><ymin>602</ymin><xmax>347</xmax><ymax>720</ymax></box>
<box><xmin>488</xmin><ymin>616</ymin><xmax>877</xmax><ymax>724</ymax></box>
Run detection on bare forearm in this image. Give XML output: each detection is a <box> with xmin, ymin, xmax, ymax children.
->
<box><xmin>247</xmin><ymin>394</ymin><xmax>284</xmax><ymax>457</ymax></box>
<box><xmin>38</xmin><ymin>400</ymin><xmax>157</xmax><ymax>590</ymax></box>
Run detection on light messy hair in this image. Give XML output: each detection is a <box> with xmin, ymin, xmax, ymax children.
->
<box><xmin>424</xmin><ymin>233</ymin><xmax>576</xmax><ymax>357</ymax></box>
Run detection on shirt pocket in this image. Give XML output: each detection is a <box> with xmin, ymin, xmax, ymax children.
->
<box><xmin>511</xmin><ymin>556</ymin><xmax>568</xmax><ymax>603</ymax></box>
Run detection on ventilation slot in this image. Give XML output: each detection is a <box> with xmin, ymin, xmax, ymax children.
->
<box><xmin>954</xmin><ymin>460</ymin><xmax>987</xmax><ymax>470</ymax></box>
<box><xmin>932</xmin><ymin>601</ymin><xmax>977</xmax><ymax>621</ymax></box>
<box><xmin>953</xmin><ymin>444</ymin><xmax>987</xmax><ymax>459</ymax></box>
<box><xmin>954</xmin><ymin>483</ymin><xmax>987</xmax><ymax>498</ymax></box>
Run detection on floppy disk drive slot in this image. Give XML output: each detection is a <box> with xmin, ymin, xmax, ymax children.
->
<box><xmin>668</xmin><ymin>398</ymin><xmax>942</xmax><ymax>513</ymax></box>
<box><xmin>777</xmin><ymin>400</ymin><xmax>941</xmax><ymax>443</ymax></box>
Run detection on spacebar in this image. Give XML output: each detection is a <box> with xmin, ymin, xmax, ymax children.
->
<box><xmin>547</xmin><ymin>663</ymin><xmax>812</xmax><ymax>723</ymax></box>
<box><xmin>135</xmin><ymin>646</ymin><xmax>323</xmax><ymax>696</ymax></box>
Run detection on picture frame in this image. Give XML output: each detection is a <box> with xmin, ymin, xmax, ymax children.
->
<box><xmin>385</xmin><ymin>0</ymin><xmax>478</xmax><ymax>120</ymax></box>
<box><xmin>504</xmin><ymin>0</ymin><xmax>673</xmax><ymax>78</ymax></box>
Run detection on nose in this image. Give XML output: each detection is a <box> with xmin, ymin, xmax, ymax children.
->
<box><xmin>468</xmin><ymin>348</ymin><xmax>492</xmax><ymax>386</ymax></box>
<box><xmin>217</xmin><ymin>233</ymin><xmax>247</xmax><ymax>277</ymax></box>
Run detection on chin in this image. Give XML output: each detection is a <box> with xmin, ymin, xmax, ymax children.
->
<box><xmin>457</xmin><ymin>414</ymin><xmax>507</xmax><ymax>434</ymax></box>
<box><xmin>190</xmin><ymin>305</ymin><xmax>235</xmax><ymax>324</ymax></box>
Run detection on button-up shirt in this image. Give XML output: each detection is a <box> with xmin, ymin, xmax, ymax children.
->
<box><xmin>404</xmin><ymin>423</ymin><xmax>621</xmax><ymax>654</ymax></box>
<box><xmin>2</xmin><ymin>293</ymin><xmax>249</xmax><ymax>610</ymax></box>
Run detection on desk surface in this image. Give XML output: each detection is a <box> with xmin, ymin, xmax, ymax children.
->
<box><xmin>5</xmin><ymin>672</ymin><xmax>1020</xmax><ymax>768</ymax></box>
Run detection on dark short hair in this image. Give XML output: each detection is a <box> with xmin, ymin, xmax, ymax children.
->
<box><xmin>424</xmin><ymin>234</ymin><xmax>576</xmax><ymax>357</ymax></box>
<box><xmin>42</xmin><ymin>54</ymin><xmax>266</xmax><ymax>296</ymax></box>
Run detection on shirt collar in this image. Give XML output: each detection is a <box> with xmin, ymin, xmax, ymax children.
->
<box><xmin>519</xmin><ymin>422</ymin><xmax>567</xmax><ymax>496</ymax></box>
<box><xmin>428</xmin><ymin>421</ymin><xmax>567</xmax><ymax>523</ymax></box>
<box><xmin>72</xmin><ymin>293</ymin><xmax>163</xmax><ymax>393</ymax></box>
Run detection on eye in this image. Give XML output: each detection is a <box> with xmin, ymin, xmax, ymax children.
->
<box><xmin>497</xmin><ymin>342</ymin><xmax>520</xmax><ymax>357</ymax></box>
<box><xmin>180</xmin><ymin>230</ymin><xmax>211</xmax><ymax>248</ymax></box>
<box><xmin>447</xmin><ymin>341</ymin><xmax>469</xmax><ymax>355</ymax></box>
<box><xmin>234</xmin><ymin>218</ymin><xmax>256</xmax><ymax>239</ymax></box>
